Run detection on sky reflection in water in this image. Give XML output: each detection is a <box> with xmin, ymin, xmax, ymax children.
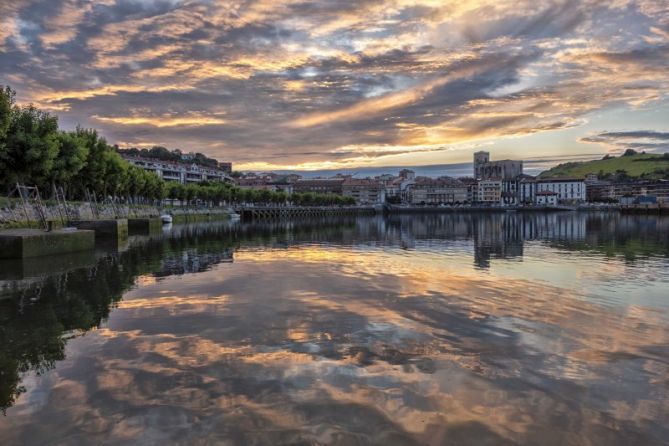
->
<box><xmin>0</xmin><ymin>213</ymin><xmax>668</xmax><ymax>445</ymax></box>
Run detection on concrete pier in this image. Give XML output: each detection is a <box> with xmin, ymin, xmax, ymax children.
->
<box><xmin>69</xmin><ymin>219</ymin><xmax>128</xmax><ymax>241</ymax></box>
<box><xmin>128</xmin><ymin>217</ymin><xmax>162</xmax><ymax>235</ymax></box>
<box><xmin>0</xmin><ymin>249</ymin><xmax>96</xmax><ymax>280</ymax></box>
<box><xmin>0</xmin><ymin>228</ymin><xmax>95</xmax><ymax>259</ymax></box>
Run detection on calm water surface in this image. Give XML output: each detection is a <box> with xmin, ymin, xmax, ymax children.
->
<box><xmin>0</xmin><ymin>212</ymin><xmax>668</xmax><ymax>445</ymax></box>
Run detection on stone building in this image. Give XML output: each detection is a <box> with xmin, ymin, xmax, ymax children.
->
<box><xmin>473</xmin><ymin>151</ymin><xmax>523</xmax><ymax>180</ymax></box>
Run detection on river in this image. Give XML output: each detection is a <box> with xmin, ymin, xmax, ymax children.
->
<box><xmin>0</xmin><ymin>212</ymin><xmax>667</xmax><ymax>445</ymax></box>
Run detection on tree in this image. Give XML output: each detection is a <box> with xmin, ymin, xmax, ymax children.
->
<box><xmin>0</xmin><ymin>86</ymin><xmax>14</xmax><ymax>145</ymax></box>
<box><xmin>126</xmin><ymin>165</ymin><xmax>146</xmax><ymax>201</ymax></box>
<box><xmin>622</xmin><ymin>149</ymin><xmax>637</xmax><ymax>157</ymax></box>
<box><xmin>0</xmin><ymin>86</ymin><xmax>14</xmax><ymax>191</ymax></box>
<box><xmin>1</xmin><ymin>104</ymin><xmax>59</xmax><ymax>189</ymax></box>
<box><xmin>185</xmin><ymin>183</ymin><xmax>199</xmax><ymax>206</ymax></box>
<box><xmin>51</xmin><ymin>131</ymin><xmax>89</xmax><ymax>192</ymax></box>
<box><xmin>72</xmin><ymin>128</ymin><xmax>110</xmax><ymax>198</ymax></box>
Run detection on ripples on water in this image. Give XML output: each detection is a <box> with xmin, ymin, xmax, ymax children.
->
<box><xmin>0</xmin><ymin>212</ymin><xmax>668</xmax><ymax>445</ymax></box>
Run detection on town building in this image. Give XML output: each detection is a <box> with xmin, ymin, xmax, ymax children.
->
<box><xmin>342</xmin><ymin>178</ymin><xmax>385</xmax><ymax>204</ymax></box>
<box><xmin>293</xmin><ymin>178</ymin><xmax>345</xmax><ymax>195</ymax></box>
<box><xmin>398</xmin><ymin>169</ymin><xmax>416</xmax><ymax>180</ymax></box>
<box><xmin>408</xmin><ymin>177</ymin><xmax>468</xmax><ymax>205</ymax></box>
<box><xmin>458</xmin><ymin>177</ymin><xmax>478</xmax><ymax>203</ymax></box>
<box><xmin>474</xmin><ymin>151</ymin><xmax>523</xmax><ymax>180</ymax></box>
<box><xmin>608</xmin><ymin>179</ymin><xmax>669</xmax><ymax>203</ymax></box>
<box><xmin>535</xmin><ymin>191</ymin><xmax>559</xmax><ymax>206</ymax></box>
<box><xmin>517</xmin><ymin>174</ymin><xmax>537</xmax><ymax>204</ymax></box>
<box><xmin>236</xmin><ymin>177</ymin><xmax>276</xmax><ymax>191</ymax></box>
<box><xmin>477</xmin><ymin>179</ymin><xmax>502</xmax><ymax>204</ymax></box>
<box><xmin>535</xmin><ymin>178</ymin><xmax>587</xmax><ymax>203</ymax></box>
<box><xmin>383</xmin><ymin>170</ymin><xmax>416</xmax><ymax>203</ymax></box>
<box><xmin>501</xmin><ymin>179</ymin><xmax>520</xmax><ymax>205</ymax></box>
<box><xmin>121</xmin><ymin>155</ymin><xmax>233</xmax><ymax>184</ymax></box>
<box><xmin>584</xmin><ymin>174</ymin><xmax>614</xmax><ymax>202</ymax></box>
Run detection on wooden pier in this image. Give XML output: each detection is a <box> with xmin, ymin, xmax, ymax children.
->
<box><xmin>234</xmin><ymin>206</ymin><xmax>375</xmax><ymax>221</ymax></box>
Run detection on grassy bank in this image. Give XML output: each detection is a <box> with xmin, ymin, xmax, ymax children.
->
<box><xmin>539</xmin><ymin>153</ymin><xmax>669</xmax><ymax>179</ymax></box>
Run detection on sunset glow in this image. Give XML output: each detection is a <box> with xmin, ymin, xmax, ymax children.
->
<box><xmin>1</xmin><ymin>0</ymin><xmax>668</xmax><ymax>171</ymax></box>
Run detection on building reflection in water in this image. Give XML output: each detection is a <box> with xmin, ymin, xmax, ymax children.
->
<box><xmin>0</xmin><ymin>213</ymin><xmax>667</xmax><ymax>445</ymax></box>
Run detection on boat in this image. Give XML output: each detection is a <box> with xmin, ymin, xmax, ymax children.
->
<box><xmin>229</xmin><ymin>212</ymin><xmax>241</xmax><ymax>220</ymax></box>
<box><xmin>160</xmin><ymin>214</ymin><xmax>173</xmax><ymax>224</ymax></box>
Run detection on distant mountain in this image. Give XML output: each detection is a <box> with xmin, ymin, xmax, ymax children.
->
<box><xmin>538</xmin><ymin>151</ymin><xmax>669</xmax><ymax>180</ymax></box>
<box><xmin>267</xmin><ymin>155</ymin><xmax>602</xmax><ymax>179</ymax></box>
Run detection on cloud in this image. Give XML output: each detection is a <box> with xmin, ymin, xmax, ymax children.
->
<box><xmin>40</xmin><ymin>0</ymin><xmax>92</xmax><ymax>48</ymax></box>
<box><xmin>92</xmin><ymin>113</ymin><xmax>226</xmax><ymax>128</ymax></box>
<box><xmin>1</xmin><ymin>0</ymin><xmax>668</xmax><ymax>170</ymax></box>
<box><xmin>580</xmin><ymin>131</ymin><xmax>669</xmax><ymax>153</ymax></box>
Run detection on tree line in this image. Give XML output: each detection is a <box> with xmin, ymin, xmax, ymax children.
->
<box><xmin>118</xmin><ymin>146</ymin><xmax>220</xmax><ymax>168</ymax></box>
<box><xmin>0</xmin><ymin>86</ymin><xmax>354</xmax><ymax>207</ymax></box>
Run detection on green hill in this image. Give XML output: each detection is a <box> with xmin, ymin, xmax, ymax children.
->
<box><xmin>538</xmin><ymin>152</ymin><xmax>669</xmax><ymax>180</ymax></box>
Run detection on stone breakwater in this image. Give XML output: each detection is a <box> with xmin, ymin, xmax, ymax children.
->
<box><xmin>0</xmin><ymin>201</ymin><xmax>231</xmax><ymax>228</ymax></box>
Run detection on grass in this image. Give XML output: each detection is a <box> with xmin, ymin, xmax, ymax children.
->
<box><xmin>539</xmin><ymin>154</ymin><xmax>669</xmax><ymax>179</ymax></box>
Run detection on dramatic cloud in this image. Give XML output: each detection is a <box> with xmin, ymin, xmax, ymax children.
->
<box><xmin>580</xmin><ymin>131</ymin><xmax>669</xmax><ymax>152</ymax></box>
<box><xmin>1</xmin><ymin>0</ymin><xmax>668</xmax><ymax>170</ymax></box>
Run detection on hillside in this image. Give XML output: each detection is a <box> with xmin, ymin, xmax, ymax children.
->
<box><xmin>118</xmin><ymin>146</ymin><xmax>221</xmax><ymax>168</ymax></box>
<box><xmin>538</xmin><ymin>152</ymin><xmax>669</xmax><ymax>180</ymax></box>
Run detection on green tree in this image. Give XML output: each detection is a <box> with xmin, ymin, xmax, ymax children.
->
<box><xmin>72</xmin><ymin>128</ymin><xmax>111</xmax><ymax>197</ymax></box>
<box><xmin>0</xmin><ymin>86</ymin><xmax>14</xmax><ymax>146</ymax></box>
<box><xmin>51</xmin><ymin>131</ymin><xmax>89</xmax><ymax>192</ymax></box>
<box><xmin>1</xmin><ymin>104</ymin><xmax>59</xmax><ymax>189</ymax></box>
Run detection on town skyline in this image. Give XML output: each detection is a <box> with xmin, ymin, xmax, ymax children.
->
<box><xmin>1</xmin><ymin>0</ymin><xmax>668</xmax><ymax>171</ymax></box>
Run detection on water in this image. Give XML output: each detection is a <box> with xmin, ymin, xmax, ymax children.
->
<box><xmin>0</xmin><ymin>212</ymin><xmax>668</xmax><ymax>445</ymax></box>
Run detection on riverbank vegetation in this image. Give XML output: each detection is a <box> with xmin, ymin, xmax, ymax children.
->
<box><xmin>0</xmin><ymin>86</ymin><xmax>354</xmax><ymax>207</ymax></box>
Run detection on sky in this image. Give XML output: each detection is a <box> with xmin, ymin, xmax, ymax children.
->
<box><xmin>1</xmin><ymin>0</ymin><xmax>668</xmax><ymax>173</ymax></box>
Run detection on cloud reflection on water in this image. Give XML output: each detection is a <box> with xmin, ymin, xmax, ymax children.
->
<box><xmin>0</xmin><ymin>213</ymin><xmax>668</xmax><ymax>445</ymax></box>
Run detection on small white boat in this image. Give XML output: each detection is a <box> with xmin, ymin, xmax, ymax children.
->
<box><xmin>160</xmin><ymin>214</ymin><xmax>173</xmax><ymax>224</ymax></box>
<box><xmin>229</xmin><ymin>212</ymin><xmax>241</xmax><ymax>220</ymax></box>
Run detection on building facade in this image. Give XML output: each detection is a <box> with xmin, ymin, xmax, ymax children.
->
<box><xmin>408</xmin><ymin>177</ymin><xmax>468</xmax><ymax>205</ymax></box>
<box><xmin>608</xmin><ymin>180</ymin><xmax>669</xmax><ymax>203</ymax></box>
<box><xmin>342</xmin><ymin>179</ymin><xmax>385</xmax><ymax>204</ymax></box>
<box><xmin>474</xmin><ymin>151</ymin><xmax>523</xmax><ymax>180</ymax></box>
<box><xmin>535</xmin><ymin>191</ymin><xmax>558</xmax><ymax>206</ymax></box>
<box><xmin>293</xmin><ymin>179</ymin><xmax>345</xmax><ymax>195</ymax></box>
<box><xmin>501</xmin><ymin>179</ymin><xmax>520</xmax><ymax>205</ymax></box>
<box><xmin>121</xmin><ymin>155</ymin><xmax>232</xmax><ymax>184</ymax></box>
<box><xmin>477</xmin><ymin>179</ymin><xmax>502</xmax><ymax>204</ymax></box>
<box><xmin>535</xmin><ymin>178</ymin><xmax>586</xmax><ymax>203</ymax></box>
<box><xmin>518</xmin><ymin>175</ymin><xmax>537</xmax><ymax>204</ymax></box>
<box><xmin>458</xmin><ymin>178</ymin><xmax>478</xmax><ymax>203</ymax></box>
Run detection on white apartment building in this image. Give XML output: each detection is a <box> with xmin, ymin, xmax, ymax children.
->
<box><xmin>122</xmin><ymin>155</ymin><xmax>233</xmax><ymax>184</ymax></box>
<box><xmin>536</xmin><ymin>178</ymin><xmax>586</xmax><ymax>202</ymax></box>
<box><xmin>535</xmin><ymin>191</ymin><xmax>558</xmax><ymax>206</ymax></box>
